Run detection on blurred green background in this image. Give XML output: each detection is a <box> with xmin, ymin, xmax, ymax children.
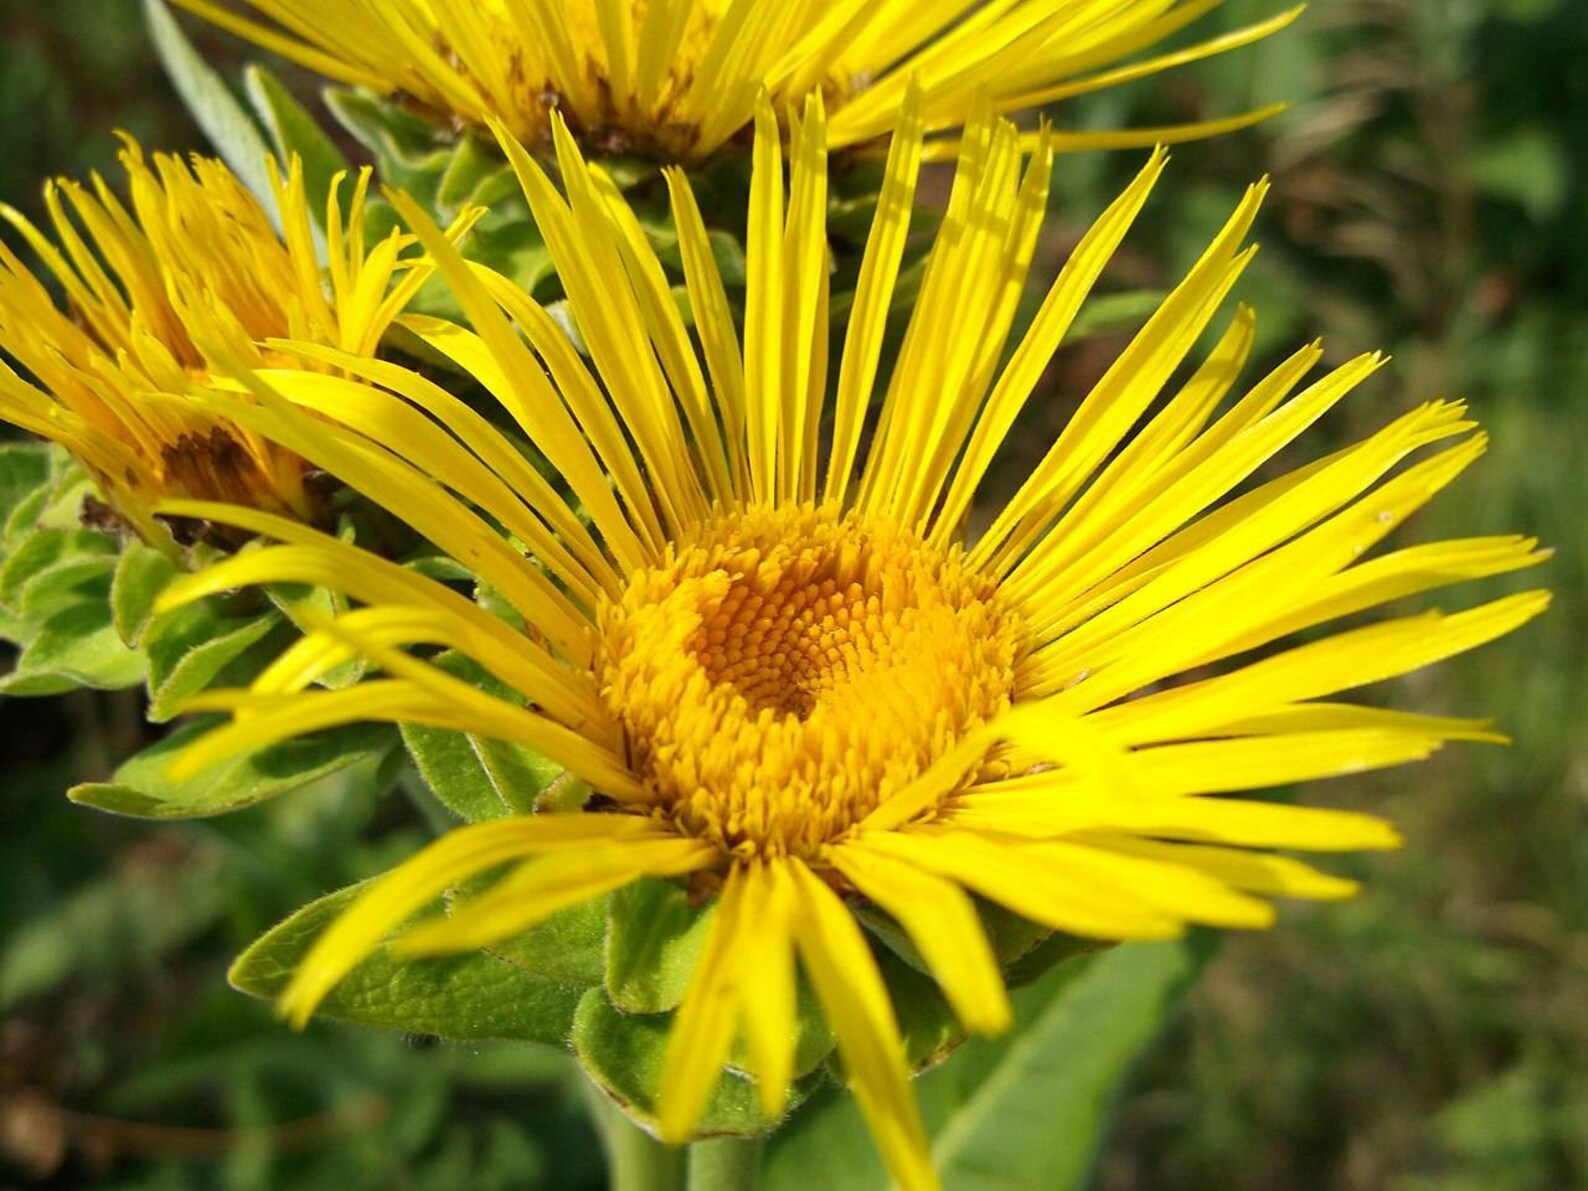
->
<box><xmin>1</xmin><ymin>0</ymin><xmax>1583</xmax><ymax>1187</ymax></box>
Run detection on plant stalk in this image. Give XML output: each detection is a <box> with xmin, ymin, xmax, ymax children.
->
<box><xmin>686</xmin><ymin>1137</ymin><xmax>764</xmax><ymax>1191</ymax></box>
<box><xmin>582</xmin><ymin>1080</ymin><xmax>684</xmax><ymax>1191</ymax></box>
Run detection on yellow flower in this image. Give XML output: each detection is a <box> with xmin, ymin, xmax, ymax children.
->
<box><xmin>156</xmin><ymin>96</ymin><xmax>1546</xmax><ymax>1190</ymax></box>
<box><xmin>175</xmin><ymin>0</ymin><xmax>1300</xmax><ymax>161</ymax></box>
<box><xmin>0</xmin><ymin>140</ymin><xmax>455</xmax><ymax>543</ymax></box>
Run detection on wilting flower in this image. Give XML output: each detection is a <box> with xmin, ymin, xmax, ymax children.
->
<box><xmin>175</xmin><ymin>0</ymin><xmax>1299</xmax><ymax>160</ymax></box>
<box><xmin>156</xmin><ymin>95</ymin><xmax>1546</xmax><ymax>1189</ymax></box>
<box><xmin>0</xmin><ymin>141</ymin><xmax>458</xmax><ymax>543</ymax></box>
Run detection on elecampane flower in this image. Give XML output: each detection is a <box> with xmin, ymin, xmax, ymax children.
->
<box><xmin>174</xmin><ymin>0</ymin><xmax>1299</xmax><ymax>161</ymax></box>
<box><xmin>0</xmin><ymin>141</ymin><xmax>460</xmax><ymax>541</ymax></box>
<box><xmin>157</xmin><ymin>97</ymin><xmax>1546</xmax><ymax>1190</ymax></box>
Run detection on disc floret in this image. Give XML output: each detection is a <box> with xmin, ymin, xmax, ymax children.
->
<box><xmin>598</xmin><ymin>504</ymin><xmax>1025</xmax><ymax>858</ymax></box>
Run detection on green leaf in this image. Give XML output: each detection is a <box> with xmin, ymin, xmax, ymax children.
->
<box><xmin>264</xmin><ymin>573</ymin><xmax>366</xmax><ymax>689</ymax></box>
<box><xmin>0</xmin><ymin>455</ymin><xmax>141</xmax><ymax>686</ymax></box>
<box><xmin>325</xmin><ymin>87</ymin><xmax>449</xmax><ymax>168</ymax></box>
<box><xmin>765</xmin><ymin>937</ymin><xmax>1214</xmax><ymax>1191</ymax></box>
<box><xmin>0</xmin><ymin>574</ymin><xmax>146</xmax><ymax>693</ymax></box>
<box><xmin>1068</xmin><ymin>290</ymin><xmax>1169</xmax><ymax>340</ymax></box>
<box><xmin>1</xmin><ymin>486</ymin><xmax>52</xmax><ymax>558</ymax></box>
<box><xmin>143</xmin><ymin>0</ymin><xmax>276</xmax><ymax>212</ymax></box>
<box><xmin>110</xmin><ymin>541</ymin><xmax>179</xmax><ymax>646</ymax></box>
<box><xmin>571</xmin><ymin>990</ymin><xmax>823</xmax><ymax>1139</ymax></box>
<box><xmin>13</xmin><ymin>551</ymin><xmax>118</xmax><ymax>621</ymax></box>
<box><xmin>867</xmin><ymin>945</ymin><xmax>965</xmax><ymax>1074</ymax></box>
<box><xmin>401</xmin><ymin>650</ymin><xmax>562</xmax><ymax>822</ymax></box>
<box><xmin>604</xmin><ymin>877</ymin><xmax>716</xmax><ymax>1015</ymax></box>
<box><xmin>231</xmin><ymin>881</ymin><xmax>584</xmax><ymax>1044</ymax></box>
<box><xmin>0</xmin><ymin>667</ymin><xmax>76</xmax><ymax>698</ymax></box>
<box><xmin>1002</xmin><ymin>931</ymin><xmax>1112</xmax><ymax>988</ymax></box>
<box><xmin>244</xmin><ymin>64</ymin><xmax>353</xmax><ymax>236</ymax></box>
<box><xmin>68</xmin><ymin>716</ymin><xmax>398</xmax><ymax>818</ymax></box>
<box><xmin>708</xmin><ymin>230</ymin><xmax>748</xmax><ymax>288</ymax></box>
<box><xmin>929</xmin><ymin>937</ymin><xmax>1212</xmax><ymax>1189</ymax></box>
<box><xmin>483</xmin><ymin>895</ymin><xmax>610</xmax><ymax>987</ymax></box>
<box><xmin>435</xmin><ymin>133</ymin><xmax>509</xmax><ymax>220</ymax></box>
<box><xmin>0</xmin><ymin>527</ymin><xmax>116</xmax><ymax>611</ymax></box>
<box><xmin>0</xmin><ymin>444</ymin><xmax>89</xmax><ymax>553</ymax></box>
<box><xmin>144</xmin><ymin>599</ymin><xmax>286</xmax><ymax>722</ymax></box>
<box><xmin>0</xmin><ymin>442</ymin><xmax>53</xmax><ymax>539</ymax></box>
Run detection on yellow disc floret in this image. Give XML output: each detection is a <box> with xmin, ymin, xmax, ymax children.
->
<box><xmin>597</xmin><ymin>504</ymin><xmax>1025</xmax><ymax>858</ymax></box>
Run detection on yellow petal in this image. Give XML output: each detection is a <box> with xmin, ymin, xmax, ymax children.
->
<box><xmin>787</xmin><ymin>860</ymin><xmax>939</xmax><ymax>1191</ymax></box>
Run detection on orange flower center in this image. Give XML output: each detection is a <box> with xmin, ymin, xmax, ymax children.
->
<box><xmin>596</xmin><ymin>504</ymin><xmax>1025</xmax><ymax>858</ymax></box>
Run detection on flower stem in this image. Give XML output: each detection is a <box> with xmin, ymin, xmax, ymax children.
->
<box><xmin>686</xmin><ymin>1137</ymin><xmax>764</xmax><ymax>1191</ymax></box>
<box><xmin>582</xmin><ymin>1081</ymin><xmax>684</xmax><ymax>1191</ymax></box>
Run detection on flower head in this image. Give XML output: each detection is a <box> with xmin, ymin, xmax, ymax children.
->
<box><xmin>175</xmin><ymin>0</ymin><xmax>1299</xmax><ymax>161</ymax></box>
<box><xmin>0</xmin><ymin>140</ymin><xmax>453</xmax><ymax>542</ymax></box>
<box><xmin>158</xmin><ymin>96</ymin><xmax>1547</xmax><ymax>1189</ymax></box>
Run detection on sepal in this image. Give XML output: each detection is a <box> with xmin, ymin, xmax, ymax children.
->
<box><xmin>571</xmin><ymin>989</ymin><xmax>827</xmax><ymax>1140</ymax></box>
<box><xmin>603</xmin><ymin>877</ymin><xmax>716</xmax><ymax>1016</ymax></box>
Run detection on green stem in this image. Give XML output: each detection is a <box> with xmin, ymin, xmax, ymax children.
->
<box><xmin>582</xmin><ymin>1081</ymin><xmax>684</xmax><ymax>1191</ymax></box>
<box><xmin>686</xmin><ymin>1137</ymin><xmax>764</xmax><ymax>1191</ymax></box>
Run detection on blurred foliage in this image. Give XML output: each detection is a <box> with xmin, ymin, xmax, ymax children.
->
<box><xmin>1078</xmin><ymin>3</ymin><xmax>1588</xmax><ymax>1190</ymax></box>
<box><xmin>0</xmin><ymin>692</ymin><xmax>607</xmax><ymax>1188</ymax></box>
<box><xmin>2</xmin><ymin>0</ymin><xmax>1585</xmax><ymax>1187</ymax></box>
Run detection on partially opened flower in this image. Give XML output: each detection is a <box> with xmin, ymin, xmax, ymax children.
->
<box><xmin>155</xmin><ymin>96</ymin><xmax>1546</xmax><ymax>1189</ymax></box>
<box><xmin>0</xmin><ymin>141</ymin><xmax>459</xmax><ymax>544</ymax></box>
<box><xmin>175</xmin><ymin>0</ymin><xmax>1299</xmax><ymax>161</ymax></box>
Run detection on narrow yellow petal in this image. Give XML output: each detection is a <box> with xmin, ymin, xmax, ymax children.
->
<box><xmin>861</xmin><ymin>829</ymin><xmax>1183</xmax><ymax>940</ymax></box>
<box><xmin>166</xmin><ymin>379</ymin><xmax>593</xmax><ymax>658</ymax></box>
<box><xmin>385</xmin><ymin>184</ymin><xmax>654</xmax><ymax>571</ymax></box>
<box><xmin>170</xmin><ymin>0</ymin><xmax>390</xmax><ymax>90</ymax></box>
<box><xmin>658</xmin><ymin>865</ymin><xmax>750</xmax><ymax>1143</ymax></box>
<box><xmin>1093</xmin><ymin>592</ymin><xmax>1552</xmax><ymax>745</ymax></box>
<box><xmin>1212</xmin><ymin>704</ymin><xmax>1507</xmax><ymax>745</ymax></box>
<box><xmin>277</xmin><ymin>815</ymin><xmax>665</xmax><ymax>1026</ymax></box>
<box><xmin>244</xmin><ymin>604</ymin><xmax>606</xmax><ymax>735</ymax></box>
<box><xmin>825</xmin><ymin>79</ymin><xmax>924</xmax><ymax>507</ymax></box>
<box><xmin>1004</xmin><ymin>9</ymin><xmax>1307</xmax><ymax>111</ymax></box>
<box><xmin>779</xmin><ymin>94</ymin><xmax>830</xmax><ymax>505</ymax></box>
<box><xmin>1022</xmin><ymin>406</ymin><xmax>1480</xmax><ymax>689</ymax></box>
<box><xmin>397</xmin><ymin>837</ymin><xmax>714</xmax><ymax>955</ymax></box>
<box><xmin>733</xmin><ymin>861</ymin><xmax>799</xmax><ymax>1121</ymax></box>
<box><xmin>744</xmin><ymin>98</ymin><xmax>785</xmax><ymax>504</ymax></box>
<box><xmin>828</xmin><ymin>844</ymin><xmax>1012</xmax><ymax>1035</ymax></box>
<box><xmin>263</xmin><ymin>339</ymin><xmax>620</xmax><ymax>596</ymax></box>
<box><xmin>250</xmin><ymin>368</ymin><xmax>601</xmax><ymax>608</ymax></box>
<box><xmin>933</xmin><ymin>145</ymin><xmax>1169</xmax><ymax>542</ymax></box>
<box><xmin>788</xmin><ymin>860</ymin><xmax>939</xmax><ymax>1191</ymax></box>
<box><xmin>945</xmin><ymin>793</ymin><xmax>1403</xmax><ymax>852</ymax></box>
<box><xmin>666</xmin><ymin>166</ymin><xmax>750</xmax><ymax>495</ymax></box>
<box><xmin>1079</xmin><ymin>836</ymin><xmax>1362</xmax><ymax>903</ymax></box>
<box><xmin>1021</xmin><ymin>839</ymin><xmax>1278</xmax><ymax>931</ymax></box>
<box><xmin>979</xmin><ymin>729</ymin><xmax>1448</xmax><ymax>800</ymax></box>
<box><xmin>976</xmin><ymin>179</ymin><xmax>1269</xmax><ymax>573</ymax></box>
